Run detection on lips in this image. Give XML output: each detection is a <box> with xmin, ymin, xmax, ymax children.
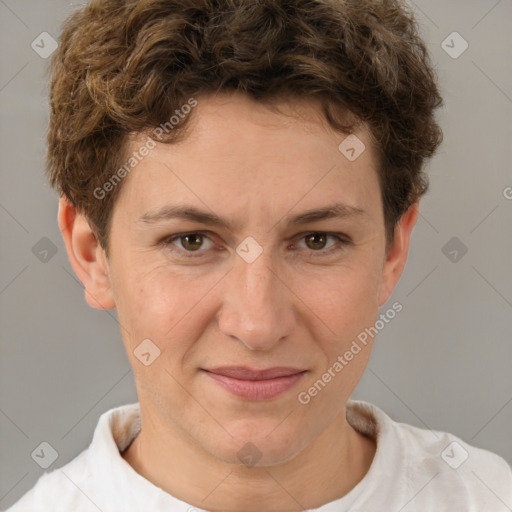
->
<box><xmin>204</xmin><ymin>366</ymin><xmax>305</xmax><ymax>380</ymax></box>
<box><xmin>202</xmin><ymin>366</ymin><xmax>307</xmax><ymax>400</ymax></box>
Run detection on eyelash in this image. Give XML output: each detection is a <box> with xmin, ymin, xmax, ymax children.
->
<box><xmin>159</xmin><ymin>231</ymin><xmax>352</xmax><ymax>259</ymax></box>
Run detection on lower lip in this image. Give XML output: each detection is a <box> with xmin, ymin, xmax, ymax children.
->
<box><xmin>202</xmin><ymin>370</ymin><xmax>306</xmax><ymax>400</ymax></box>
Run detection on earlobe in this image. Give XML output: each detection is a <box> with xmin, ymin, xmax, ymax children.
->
<box><xmin>378</xmin><ymin>202</ymin><xmax>419</xmax><ymax>306</ymax></box>
<box><xmin>58</xmin><ymin>196</ymin><xmax>116</xmax><ymax>310</ymax></box>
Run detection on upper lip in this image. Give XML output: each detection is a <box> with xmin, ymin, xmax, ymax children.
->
<box><xmin>203</xmin><ymin>366</ymin><xmax>306</xmax><ymax>381</ymax></box>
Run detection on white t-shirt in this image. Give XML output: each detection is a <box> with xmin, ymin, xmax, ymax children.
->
<box><xmin>5</xmin><ymin>400</ymin><xmax>512</xmax><ymax>511</ymax></box>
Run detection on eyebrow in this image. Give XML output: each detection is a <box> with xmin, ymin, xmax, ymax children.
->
<box><xmin>137</xmin><ymin>202</ymin><xmax>367</xmax><ymax>230</ymax></box>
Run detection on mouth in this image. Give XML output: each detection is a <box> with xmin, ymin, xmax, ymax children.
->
<box><xmin>201</xmin><ymin>366</ymin><xmax>307</xmax><ymax>401</ymax></box>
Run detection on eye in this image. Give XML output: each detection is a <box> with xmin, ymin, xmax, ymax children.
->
<box><xmin>293</xmin><ymin>232</ymin><xmax>351</xmax><ymax>257</ymax></box>
<box><xmin>160</xmin><ymin>231</ymin><xmax>351</xmax><ymax>259</ymax></box>
<box><xmin>162</xmin><ymin>231</ymin><xmax>215</xmax><ymax>257</ymax></box>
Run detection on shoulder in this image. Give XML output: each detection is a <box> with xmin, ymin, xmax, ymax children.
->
<box><xmin>4</xmin><ymin>450</ymin><xmax>97</xmax><ymax>512</ymax></box>
<box><xmin>399</xmin><ymin>418</ymin><xmax>512</xmax><ymax>504</ymax></box>
<box><xmin>347</xmin><ymin>400</ymin><xmax>512</xmax><ymax>509</ymax></box>
<box><xmin>5</xmin><ymin>402</ymin><xmax>141</xmax><ymax>512</ymax></box>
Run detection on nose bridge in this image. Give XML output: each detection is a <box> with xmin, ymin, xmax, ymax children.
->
<box><xmin>218</xmin><ymin>248</ymin><xmax>295</xmax><ymax>350</ymax></box>
<box><xmin>239</xmin><ymin>250</ymin><xmax>279</xmax><ymax>308</ymax></box>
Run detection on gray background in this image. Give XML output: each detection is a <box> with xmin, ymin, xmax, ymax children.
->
<box><xmin>1</xmin><ymin>0</ymin><xmax>511</xmax><ymax>508</ymax></box>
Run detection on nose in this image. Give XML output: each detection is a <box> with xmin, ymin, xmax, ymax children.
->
<box><xmin>217</xmin><ymin>251</ymin><xmax>296</xmax><ymax>351</ymax></box>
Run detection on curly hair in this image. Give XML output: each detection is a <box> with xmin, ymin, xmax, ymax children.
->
<box><xmin>47</xmin><ymin>0</ymin><xmax>443</xmax><ymax>255</ymax></box>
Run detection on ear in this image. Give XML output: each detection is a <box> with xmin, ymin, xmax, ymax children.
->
<box><xmin>378</xmin><ymin>202</ymin><xmax>419</xmax><ymax>306</ymax></box>
<box><xmin>58</xmin><ymin>196</ymin><xmax>115</xmax><ymax>310</ymax></box>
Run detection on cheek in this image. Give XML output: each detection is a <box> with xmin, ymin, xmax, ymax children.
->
<box><xmin>293</xmin><ymin>258</ymin><xmax>382</xmax><ymax>344</ymax></box>
<box><xmin>113</xmin><ymin>263</ymin><xmax>213</xmax><ymax>349</ymax></box>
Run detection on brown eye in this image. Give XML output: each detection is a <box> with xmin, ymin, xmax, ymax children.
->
<box><xmin>180</xmin><ymin>233</ymin><xmax>204</xmax><ymax>251</ymax></box>
<box><xmin>294</xmin><ymin>232</ymin><xmax>351</xmax><ymax>257</ymax></box>
<box><xmin>162</xmin><ymin>231</ymin><xmax>215</xmax><ymax>257</ymax></box>
<box><xmin>304</xmin><ymin>232</ymin><xmax>329</xmax><ymax>251</ymax></box>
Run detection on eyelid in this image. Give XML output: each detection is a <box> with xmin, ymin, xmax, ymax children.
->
<box><xmin>161</xmin><ymin>230</ymin><xmax>215</xmax><ymax>256</ymax></box>
<box><xmin>290</xmin><ymin>232</ymin><xmax>352</xmax><ymax>256</ymax></box>
<box><xmin>161</xmin><ymin>230</ymin><xmax>352</xmax><ymax>258</ymax></box>
<box><xmin>291</xmin><ymin>231</ymin><xmax>352</xmax><ymax>244</ymax></box>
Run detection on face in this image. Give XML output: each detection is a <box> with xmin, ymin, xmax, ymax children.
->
<box><xmin>63</xmin><ymin>92</ymin><xmax>416</xmax><ymax>467</ymax></box>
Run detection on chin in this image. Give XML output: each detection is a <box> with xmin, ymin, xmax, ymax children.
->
<box><xmin>206</xmin><ymin>421</ymin><xmax>311</xmax><ymax>468</ymax></box>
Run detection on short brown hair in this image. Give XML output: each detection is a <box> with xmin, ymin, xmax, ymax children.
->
<box><xmin>47</xmin><ymin>0</ymin><xmax>443</xmax><ymax>255</ymax></box>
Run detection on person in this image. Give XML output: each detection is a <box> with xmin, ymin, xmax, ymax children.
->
<box><xmin>7</xmin><ymin>0</ymin><xmax>512</xmax><ymax>511</ymax></box>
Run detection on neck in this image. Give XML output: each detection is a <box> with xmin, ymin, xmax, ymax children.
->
<box><xmin>122</xmin><ymin>404</ymin><xmax>376</xmax><ymax>512</ymax></box>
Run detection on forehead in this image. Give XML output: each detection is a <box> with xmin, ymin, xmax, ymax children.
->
<box><xmin>127</xmin><ymin>91</ymin><xmax>375</xmax><ymax>162</ymax></box>
<box><xmin>172</xmin><ymin>92</ymin><xmax>365</xmax><ymax>148</ymax></box>
<box><xmin>115</xmin><ymin>93</ymin><xmax>381</xmax><ymax>225</ymax></box>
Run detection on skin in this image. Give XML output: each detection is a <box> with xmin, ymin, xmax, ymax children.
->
<box><xmin>59</xmin><ymin>91</ymin><xmax>418</xmax><ymax>512</ymax></box>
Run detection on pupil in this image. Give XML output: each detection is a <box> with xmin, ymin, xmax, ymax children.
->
<box><xmin>184</xmin><ymin>234</ymin><xmax>202</xmax><ymax>250</ymax></box>
<box><xmin>181</xmin><ymin>234</ymin><xmax>328</xmax><ymax>252</ymax></box>
<box><xmin>307</xmin><ymin>233</ymin><xmax>326</xmax><ymax>250</ymax></box>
